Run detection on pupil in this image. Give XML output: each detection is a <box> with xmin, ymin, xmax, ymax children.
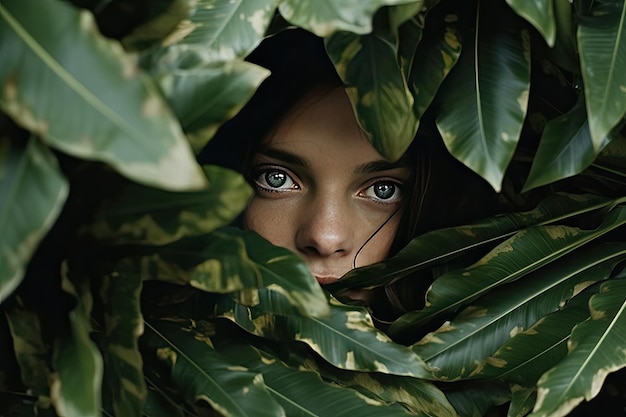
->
<box><xmin>375</xmin><ymin>183</ymin><xmax>395</xmax><ymax>199</ymax></box>
<box><xmin>266</xmin><ymin>172</ymin><xmax>286</xmax><ymax>188</ymax></box>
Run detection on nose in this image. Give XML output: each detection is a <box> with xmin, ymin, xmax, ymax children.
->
<box><xmin>295</xmin><ymin>195</ymin><xmax>354</xmax><ymax>258</ymax></box>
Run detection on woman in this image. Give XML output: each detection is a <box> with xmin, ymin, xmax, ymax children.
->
<box><xmin>198</xmin><ymin>28</ymin><xmax>495</xmax><ymax>320</ymax></box>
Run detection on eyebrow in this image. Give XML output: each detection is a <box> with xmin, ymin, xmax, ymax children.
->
<box><xmin>257</xmin><ymin>146</ymin><xmax>408</xmax><ymax>174</ymax></box>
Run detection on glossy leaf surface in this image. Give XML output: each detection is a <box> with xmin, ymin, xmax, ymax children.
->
<box><xmin>0</xmin><ymin>0</ymin><xmax>206</xmax><ymax>191</ymax></box>
<box><xmin>391</xmin><ymin>200</ymin><xmax>626</xmax><ymax>334</ymax></box>
<box><xmin>578</xmin><ymin>0</ymin><xmax>626</xmax><ymax>150</ymax></box>
<box><xmin>0</xmin><ymin>137</ymin><xmax>68</xmax><ymax>302</ymax></box>
<box><xmin>531</xmin><ymin>277</ymin><xmax>626</xmax><ymax>417</ymax></box>
<box><xmin>326</xmin><ymin>31</ymin><xmax>418</xmax><ymax>161</ymax></box>
<box><xmin>279</xmin><ymin>0</ymin><xmax>417</xmax><ymax>36</ymax></box>
<box><xmin>506</xmin><ymin>0</ymin><xmax>556</xmax><ymax>46</ymax></box>
<box><xmin>435</xmin><ymin>1</ymin><xmax>530</xmax><ymax>191</ymax></box>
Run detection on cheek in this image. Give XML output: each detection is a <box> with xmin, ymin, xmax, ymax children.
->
<box><xmin>243</xmin><ymin>198</ymin><xmax>296</xmax><ymax>250</ymax></box>
<box><xmin>355</xmin><ymin>214</ymin><xmax>400</xmax><ymax>266</ymax></box>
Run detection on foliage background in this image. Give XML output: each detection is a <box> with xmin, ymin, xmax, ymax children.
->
<box><xmin>1</xmin><ymin>0</ymin><xmax>626</xmax><ymax>416</ymax></box>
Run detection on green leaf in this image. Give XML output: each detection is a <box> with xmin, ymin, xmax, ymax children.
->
<box><xmin>413</xmin><ymin>243</ymin><xmax>626</xmax><ymax>380</ymax></box>
<box><xmin>443</xmin><ymin>380</ymin><xmax>510</xmax><ymax>417</ymax></box>
<box><xmin>3</xmin><ymin>296</ymin><xmax>51</xmax><ymax>394</ymax></box>
<box><xmin>278</xmin><ymin>0</ymin><xmax>418</xmax><ymax>37</ymax></box>
<box><xmin>84</xmin><ymin>165</ymin><xmax>252</xmax><ymax>246</ymax></box>
<box><xmin>110</xmin><ymin>228</ymin><xmax>329</xmax><ymax>318</ymax></box>
<box><xmin>530</xmin><ymin>277</ymin><xmax>626</xmax><ymax>417</ymax></box>
<box><xmin>176</xmin><ymin>0</ymin><xmax>279</xmax><ymax>60</ymax></box>
<box><xmin>389</xmin><ymin>1</ymin><xmax>426</xmax><ymax>30</ymax></box>
<box><xmin>0</xmin><ymin>136</ymin><xmax>68</xmax><ymax>302</ymax></box>
<box><xmin>143</xmin><ymin>319</ymin><xmax>284</xmax><ymax>417</ymax></box>
<box><xmin>218</xmin><ymin>291</ymin><xmax>432</xmax><ymax>378</ymax></box>
<box><xmin>326</xmin><ymin>30</ymin><xmax>418</xmax><ymax>161</ymax></box>
<box><xmin>435</xmin><ymin>2</ymin><xmax>531</xmax><ymax>192</ymax></box>
<box><xmin>405</xmin><ymin>7</ymin><xmax>461</xmax><ymax>120</ymax></box>
<box><xmin>578</xmin><ymin>0</ymin><xmax>626</xmax><ymax>151</ymax></box>
<box><xmin>506</xmin><ymin>0</ymin><xmax>556</xmax><ymax>46</ymax></box>
<box><xmin>522</xmin><ymin>94</ymin><xmax>601</xmax><ymax>192</ymax></box>
<box><xmin>50</xmin><ymin>265</ymin><xmax>103</xmax><ymax>417</ymax></box>
<box><xmin>509</xmin><ymin>385</ymin><xmax>537</xmax><ymax>417</ymax></box>
<box><xmin>99</xmin><ymin>269</ymin><xmax>146</xmax><ymax>416</ymax></box>
<box><xmin>213</xmin><ymin>337</ymin><xmax>419</xmax><ymax>417</ymax></box>
<box><xmin>390</xmin><ymin>199</ymin><xmax>626</xmax><ymax>334</ymax></box>
<box><xmin>0</xmin><ymin>0</ymin><xmax>206</xmax><ymax>191</ymax></box>
<box><xmin>328</xmin><ymin>192</ymin><xmax>614</xmax><ymax>293</ymax></box>
<box><xmin>476</xmin><ymin>288</ymin><xmax>595</xmax><ymax>385</ymax></box>
<box><xmin>157</xmin><ymin>60</ymin><xmax>269</xmax><ymax>153</ymax></box>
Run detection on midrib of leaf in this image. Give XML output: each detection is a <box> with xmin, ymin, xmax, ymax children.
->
<box><xmin>263</xmin><ymin>385</ymin><xmax>319</xmax><ymax>417</ymax></box>
<box><xmin>0</xmin><ymin>4</ymin><xmax>148</xmax><ymax>142</ymax></box>
<box><xmin>420</xmin><ymin>247</ymin><xmax>626</xmax><ymax>361</ymax></box>
<box><xmin>474</xmin><ymin>0</ymin><xmax>489</xmax><ymax>161</ymax></box>
<box><xmin>553</xmin><ymin>299</ymin><xmax>626</xmax><ymax>402</ymax></box>
<box><xmin>495</xmin><ymin>333</ymin><xmax>569</xmax><ymax>381</ymax></box>
<box><xmin>144</xmin><ymin>321</ymin><xmax>249</xmax><ymax>415</ymax></box>
<box><xmin>194</xmin><ymin>0</ymin><xmax>240</xmax><ymax>45</ymax></box>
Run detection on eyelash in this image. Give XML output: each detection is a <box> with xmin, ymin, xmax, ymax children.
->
<box><xmin>250</xmin><ymin>166</ymin><xmax>404</xmax><ymax>204</ymax></box>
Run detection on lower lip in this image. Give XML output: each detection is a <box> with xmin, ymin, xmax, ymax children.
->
<box><xmin>315</xmin><ymin>276</ymin><xmax>338</xmax><ymax>285</ymax></box>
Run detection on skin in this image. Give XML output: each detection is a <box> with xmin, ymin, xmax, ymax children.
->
<box><xmin>243</xmin><ymin>87</ymin><xmax>411</xmax><ymax>285</ymax></box>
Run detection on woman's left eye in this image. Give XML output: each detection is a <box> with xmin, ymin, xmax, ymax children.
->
<box><xmin>362</xmin><ymin>181</ymin><xmax>403</xmax><ymax>203</ymax></box>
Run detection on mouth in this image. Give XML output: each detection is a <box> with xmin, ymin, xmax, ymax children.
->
<box><xmin>314</xmin><ymin>275</ymin><xmax>339</xmax><ymax>285</ymax></box>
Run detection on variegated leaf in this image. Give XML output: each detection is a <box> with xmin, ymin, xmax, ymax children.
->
<box><xmin>506</xmin><ymin>0</ymin><xmax>556</xmax><ymax>46</ymax></box>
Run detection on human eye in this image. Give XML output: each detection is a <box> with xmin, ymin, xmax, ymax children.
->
<box><xmin>252</xmin><ymin>167</ymin><xmax>300</xmax><ymax>193</ymax></box>
<box><xmin>361</xmin><ymin>180</ymin><xmax>403</xmax><ymax>204</ymax></box>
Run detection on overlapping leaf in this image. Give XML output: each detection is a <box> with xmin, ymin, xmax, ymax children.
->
<box><xmin>109</xmin><ymin>227</ymin><xmax>329</xmax><ymax>317</ymax></box>
<box><xmin>84</xmin><ymin>166</ymin><xmax>252</xmax><ymax>246</ymax></box>
<box><xmin>279</xmin><ymin>0</ymin><xmax>418</xmax><ymax>37</ymax></box>
<box><xmin>0</xmin><ymin>0</ymin><xmax>206</xmax><ymax>191</ymax></box>
<box><xmin>0</xmin><ymin>136</ymin><xmax>68</xmax><ymax>302</ymax></box>
<box><xmin>217</xmin><ymin>290</ymin><xmax>432</xmax><ymax>378</ymax></box>
<box><xmin>326</xmin><ymin>30</ymin><xmax>418</xmax><ymax>161</ymax></box>
<box><xmin>531</xmin><ymin>276</ymin><xmax>626</xmax><ymax>417</ymax></box>
<box><xmin>99</xmin><ymin>269</ymin><xmax>146</xmax><ymax>416</ymax></box>
<box><xmin>506</xmin><ymin>0</ymin><xmax>556</xmax><ymax>46</ymax></box>
<box><xmin>389</xmin><ymin>200</ymin><xmax>626</xmax><ymax>336</ymax></box>
<box><xmin>328</xmin><ymin>192</ymin><xmax>613</xmax><ymax>293</ymax></box>
<box><xmin>578</xmin><ymin>0</ymin><xmax>626</xmax><ymax>151</ymax></box>
<box><xmin>50</xmin><ymin>265</ymin><xmax>103</xmax><ymax>417</ymax></box>
<box><xmin>412</xmin><ymin>243</ymin><xmax>626</xmax><ymax>380</ymax></box>
<box><xmin>523</xmin><ymin>94</ymin><xmax>603</xmax><ymax>192</ymax></box>
<box><xmin>435</xmin><ymin>0</ymin><xmax>530</xmax><ymax>191</ymax></box>
<box><xmin>143</xmin><ymin>319</ymin><xmax>284</xmax><ymax>417</ymax></box>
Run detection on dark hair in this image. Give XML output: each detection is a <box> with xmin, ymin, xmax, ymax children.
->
<box><xmin>198</xmin><ymin>28</ymin><xmax>497</xmax><ymax>321</ymax></box>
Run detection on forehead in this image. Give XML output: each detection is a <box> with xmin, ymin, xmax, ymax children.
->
<box><xmin>265</xmin><ymin>87</ymin><xmax>387</xmax><ymax>166</ymax></box>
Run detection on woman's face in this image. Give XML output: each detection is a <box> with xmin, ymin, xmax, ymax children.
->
<box><xmin>243</xmin><ymin>87</ymin><xmax>410</xmax><ymax>285</ymax></box>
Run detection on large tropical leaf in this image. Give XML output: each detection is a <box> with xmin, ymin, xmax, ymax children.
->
<box><xmin>83</xmin><ymin>165</ymin><xmax>252</xmax><ymax>246</ymax></box>
<box><xmin>50</xmin><ymin>265</ymin><xmax>103</xmax><ymax>417</ymax></box>
<box><xmin>328</xmin><ymin>192</ymin><xmax>614</xmax><ymax>293</ymax></box>
<box><xmin>412</xmin><ymin>243</ymin><xmax>626</xmax><ymax>380</ymax></box>
<box><xmin>107</xmin><ymin>228</ymin><xmax>329</xmax><ymax>317</ymax></box>
<box><xmin>389</xmin><ymin>199</ymin><xmax>626</xmax><ymax>335</ymax></box>
<box><xmin>98</xmin><ymin>268</ymin><xmax>146</xmax><ymax>416</ymax></box>
<box><xmin>326</xmin><ymin>30</ymin><xmax>418</xmax><ymax>161</ymax></box>
<box><xmin>278</xmin><ymin>0</ymin><xmax>418</xmax><ymax>37</ymax></box>
<box><xmin>530</xmin><ymin>276</ymin><xmax>626</xmax><ymax>417</ymax></box>
<box><xmin>577</xmin><ymin>0</ymin><xmax>626</xmax><ymax>151</ymax></box>
<box><xmin>0</xmin><ymin>0</ymin><xmax>206</xmax><ymax>191</ymax></box>
<box><xmin>0</xmin><ymin>136</ymin><xmax>68</xmax><ymax>302</ymax></box>
<box><xmin>211</xmin><ymin>334</ymin><xmax>422</xmax><ymax>417</ymax></box>
<box><xmin>156</xmin><ymin>60</ymin><xmax>269</xmax><ymax>153</ymax></box>
<box><xmin>506</xmin><ymin>0</ymin><xmax>556</xmax><ymax>46</ymax></box>
<box><xmin>522</xmin><ymin>94</ymin><xmax>605</xmax><ymax>192</ymax></box>
<box><xmin>404</xmin><ymin>5</ymin><xmax>461</xmax><ymax>120</ymax></box>
<box><xmin>143</xmin><ymin>319</ymin><xmax>284</xmax><ymax>417</ymax></box>
<box><xmin>435</xmin><ymin>0</ymin><xmax>530</xmax><ymax>191</ymax></box>
<box><xmin>217</xmin><ymin>290</ymin><xmax>432</xmax><ymax>378</ymax></box>
<box><xmin>475</xmin><ymin>289</ymin><xmax>594</xmax><ymax>385</ymax></box>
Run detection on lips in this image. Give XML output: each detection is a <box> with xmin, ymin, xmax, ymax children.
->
<box><xmin>314</xmin><ymin>275</ymin><xmax>339</xmax><ymax>285</ymax></box>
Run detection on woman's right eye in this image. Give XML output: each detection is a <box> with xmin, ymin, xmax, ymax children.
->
<box><xmin>253</xmin><ymin>169</ymin><xmax>300</xmax><ymax>192</ymax></box>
